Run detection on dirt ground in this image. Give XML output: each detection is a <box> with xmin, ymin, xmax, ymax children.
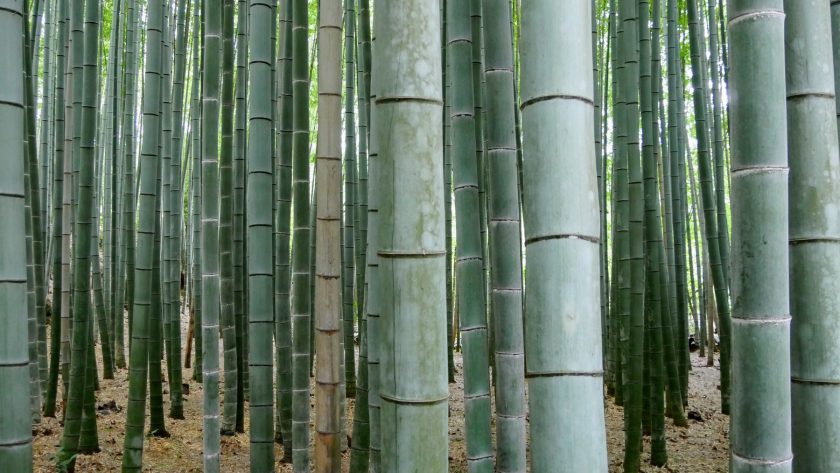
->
<box><xmin>33</xmin><ymin>316</ymin><xmax>729</xmax><ymax>472</ymax></box>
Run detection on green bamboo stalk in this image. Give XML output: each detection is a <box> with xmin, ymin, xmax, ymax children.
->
<box><xmin>728</xmin><ymin>1</ymin><xmax>792</xmax><ymax>471</ymax></box>
<box><xmin>148</xmin><ymin>171</ymin><xmax>168</xmax><ymax>437</ymax></box>
<box><xmin>106</xmin><ymin>0</ymin><xmax>125</xmax><ymax>368</ymax></box>
<box><xmin>57</xmin><ymin>0</ymin><xmax>101</xmax><ymax>466</ymax></box>
<box><xmin>219</xmin><ymin>0</ymin><xmax>239</xmax><ymax>436</ymax></box>
<box><xmin>442</xmin><ymin>0</ymin><xmax>455</xmax><ymax>385</ymax></box>
<box><xmin>23</xmin><ymin>0</ymin><xmax>47</xmax><ymax>399</ymax></box>
<box><xmin>247</xmin><ymin>0</ymin><xmax>276</xmax><ymax>469</ymax></box>
<box><xmin>482</xmin><ymin>0</ymin><xmax>527</xmax><ymax>470</ymax></box>
<box><xmin>670</xmin><ymin>4</ymin><xmax>692</xmax><ymax>401</ymax></box>
<box><xmin>200</xmin><ymin>0</ymin><xmax>223</xmax><ymax>469</ymax></box>
<box><xmin>100</xmin><ymin>0</ymin><xmax>121</xmax><ymax>379</ymax></box>
<box><xmin>355</xmin><ymin>0</ymin><xmax>370</xmax><ymax>332</ymax></box>
<box><xmin>349</xmin><ymin>306</ymin><xmax>371</xmax><ymax>472</ymax></box>
<box><xmin>160</xmin><ymin>6</ymin><xmax>174</xmax><ymax>386</ymax></box>
<box><xmin>233</xmin><ymin>0</ymin><xmax>248</xmax><ymax>435</ymax></box>
<box><xmin>36</xmin><ymin>0</ymin><xmax>55</xmax><ymax>393</ymax></box>
<box><xmin>59</xmin><ymin>0</ymin><xmax>77</xmax><ymax>410</ymax></box>
<box><xmin>375</xmin><ymin>1</ymin><xmax>449</xmax><ymax>470</ymax></box>
<box><xmin>639</xmin><ymin>0</ymin><xmax>667</xmax><ymax>463</ymax></box>
<box><xmin>447</xmin><ymin>0</ymin><xmax>493</xmax><ymax>470</ymax></box>
<box><xmin>521</xmin><ymin>1</ymin><xmax>608</xmax><ymax>471</ymax></box>
<box><xmin>651</xmin><ymin>0</ymin><xmax>683</xmax><ymax>415</ymax></box>
<box><xmin>274</xmin><ymin>0</ymin><xmax>293</xmax><ymax>456</ymax></box>
<box><xmin>342</xmin><ymin>0</ymin><xmax>357</xmax><ymax>401</ymax></box>
<box><xmin>620</xmin><ymin>0</ymin><xmax>646</xmax><ymax>468</ymax></box>
<box><xmin>78</xmin><ymin>314</ymin><xmax>98</xmax><ymax>454</ymax></box>
<box><xmin>121</xmin><ymin>0</ymin><xmax>166</xmax><ymax>468</ymax></box>
<box><xmin>687</xmin><ymin>0</ymin><xmax>731</xmax><ymax>414</ymax></box>
<box><xmin>90</xmin><ymin>149</ymin><xmax>114</xmax><ymax>381</ymax></box>
<box><xmin>786</xmin><ymin>0</ymin><xmax>840</xmax><ymax>470</ymax></box>
<box><xmin>167</xmin><ymin>0</ymin><xmax>189</xmax><ymax>420</ymax></box>
<box><xmin>662</xmin><ymin>0</ymin><xmax>688</xmax><ymax>425</ymax></box>
<box><xmin>0</xmin><ymin>0</ymin><xmax>35</xmax><ymax>467</ymax></box>
<box><xmin>365</xmin><ymin>46</ymin><xmax>382</xmax><ymax>473</ymax></box>
<box><xmin>189</xmin><ymin>0</ymin><xmax>203</xmax><ymax>382</ymax></box>
<box><xmin>347</xmin><ymin>0</ymin><xmax>371</xmax><ymax>463</ymax></box>
<box><xmin>44</xmin><ymin>0</ymin><xmax>69</xmax><ymax>419</ymax></box>
<box><xmin>659</xmin><ymin>0</ymin><xmax>679</xmax><ymax>372</ymax></box>
<box><xmin>609</xmin><ymin>0</ymin><xmax>627</xmax><ymax>407</ymax></box>
<box><xmin>290</xmin><ymin>0</ymin><xmax>312</xmax><ymax>468</ymax></box>
<box><xmin>149</xmin><ymin>2</ymin><xmax>170</xmax><ymax>437</ymax></box>
<box><xmin>24</xmin><ymin>70</ymin><xmax>42</xmax><ymax>425</ymax></box>
<box><xmin>594</xmin><ymin>0</ymin><xmax>608</xmax><ymax>377</ymax></box>
<box><xmin>707</xmin><ymin>0</ymin><xmax>730</xmax><ymax>294</ymax></box>
<box><xmin>116</xmin><ymin>0</ymin><xmax>140</xmax><ymax>371</ymax></box>
<box><xmin>470</xmin><ymin>0</ymin><xmax>490</xmax><ymax>375</ymax></box>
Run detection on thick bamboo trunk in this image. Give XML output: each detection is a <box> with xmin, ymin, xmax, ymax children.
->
<box><xmin>520</xmin><ymin>1</ymin><xmax>608</xmax><ymax>471</ymax></box>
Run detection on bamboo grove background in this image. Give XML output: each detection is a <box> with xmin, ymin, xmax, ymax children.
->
<box><xmin>1</xmin><ymin>0</ymin><xmax>838</xmax><ymax>471</ymax></box>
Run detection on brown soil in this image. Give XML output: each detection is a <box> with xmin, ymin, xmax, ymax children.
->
<box><xmin>33</xmin><ymin>317</ymin><xmax>728</xmax><ymax>472</ymax></box>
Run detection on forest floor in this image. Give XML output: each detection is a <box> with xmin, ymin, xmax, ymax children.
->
<box><xmin>33</xmin><ymin>314</ymin><xmax>729</xmax><ymax>472</ymax></box>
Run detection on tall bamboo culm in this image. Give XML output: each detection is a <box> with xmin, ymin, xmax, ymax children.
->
<box><xmin>785</xmin><ymin>0</ymin><xmax>840</xmax><ymax>470</ymax></box>
<box><xmin>520</xmin><ymin>1</ymin><xmax>608</xmax><ymax>471</ymax></box>
<box><xmin>200</xmin><ymin>0</ymin><xmax>223</xmax><ymax>469</ymax></box>
<box><xmin>0</xmin><ymin>0</ymin><xmax>34</xmax><ymax>469</ymax></box>
<box><xmin>247</xmin><ymin>0</ymin><xmax>276</xmax><ymax>469</ymax></box>
<box><xmin>290</xmin><ymin>0</ymin><xmax>312</xmax><ymax>469</ymax></box>
<box><xmin>274</xmin><ymin>0</ymin><xmax>294</xmax><ymax>457</ymax></box>
<box><xmin>728</xmin><ymin>0</ymin><xmax>792</xmax><ymax>471</ymax></box>
<box><xmin>122</xmin><ymin>0</ymin><xmax>166</xmax><ymax>469</ymax></box>
<box><xmin>482</xmin><ymin>0</ymin><xmax>527</xmax><ymax>470</ymax></box>
<box><xmin>447</xmin><ymin>0</ymin><xmax>493</xmax><ymax>470</ymax></box>
<box><xmin>313</xmin><ymin>0</ymin><xmax>342</xmax><ymax>469</ymax></box>
<box><xmin>374</xmin><ymin>0</ymin><xmax>449</xmax><ymax>470</ymax></box>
